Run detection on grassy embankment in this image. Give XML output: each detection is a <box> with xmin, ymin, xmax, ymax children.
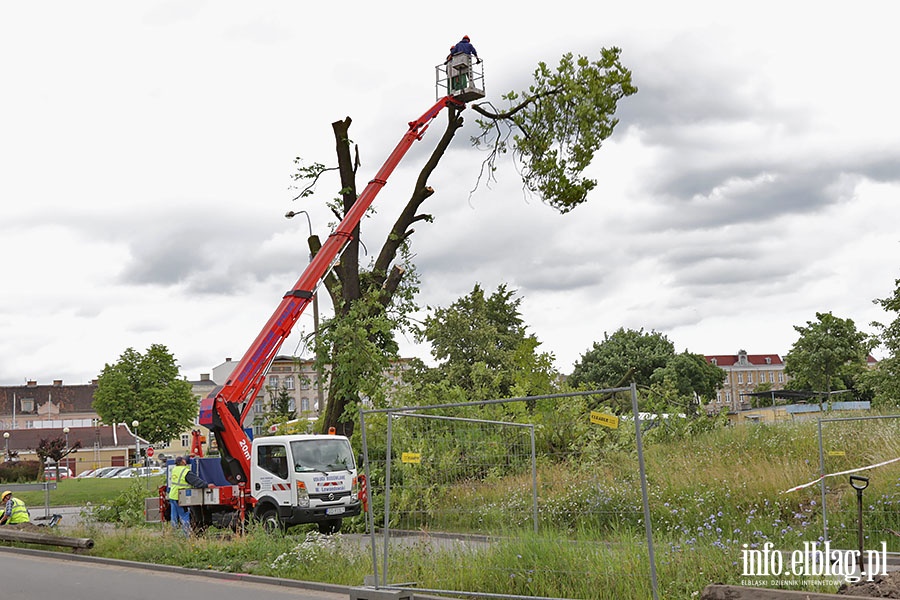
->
<box><xmin>10</xmin><ymin>415</ymin><xmax>900</xmax><ymax>599</ymax></box>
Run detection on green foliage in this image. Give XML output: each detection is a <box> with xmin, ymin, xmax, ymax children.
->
<box><xmin>570</xmin><ymin>328</ymin><xmax>675</xmax><ymax>389</ymax></box>
<box><xmin>264</xmin><ymin>383</ymin><xmax>297</xmax><ymax>429</ymax></box>
<box><xmin>89</xmin><ymin>479</ymin><xmax>150</xmax><ymax>527</ymax></box>
<box><xmin>93</xmin><ymin>344</ymin><xmax>198</xmax><ymax>445</ymax></box>
<box><xmin>411</xmin><ymin>284</ymin><xmax>559</xmax><ymax>401</ymax></box>
<box><xmin>0</xmin><ymin>460</ymin><xmax>40</xmax><ymax>483</ymax></box>
<box><xmin>474</xmin><ymin>49</ymin><xmax>637</xmax><ymax>212</ymax></box>
<box><xmin>784</xmin><ymin>311</ymin><xmax>874</xmax><ymax>406</ymax></box>
<box><xmin>649</xmin><ymin>351</ymin><xmax>726</xmax><ymax>406</ymax></box>
<box><xmin>863</xmin><ymin>278</ymin><xmax>900</xmax><ymax>407</ymax></box>
<box><xmin>571</xmin><ymin>330</ymin><xmax>725</xmax><ymax>419</ymax></box>
<box><xmin>317</xmin><ymin>243</ymin><xmax>422</xmax><ymax>433</ymax></box>
<box><xmin>318</xmin><ymin>291</ymin><xmax>396</xmax><ymax>419</ymax></box>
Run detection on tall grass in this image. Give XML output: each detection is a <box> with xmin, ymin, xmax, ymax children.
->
<box><xmin>13</xmin><ymin>414</ymin><xmax>900</xmax><ymax>599</ymax></box>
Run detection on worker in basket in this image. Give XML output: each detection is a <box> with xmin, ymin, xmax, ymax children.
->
<box><xmin>0</xmin><ymin>490</ymin><xmax>30</xmax><ymax>525</ymax></box>
<box><xmin>446</xmin><ymin>35</ymin><xmax>479</xmax><ymax>91</ymax></box>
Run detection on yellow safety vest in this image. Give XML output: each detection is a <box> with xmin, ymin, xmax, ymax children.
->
<box><xmin>7</xmin><ymin>497</ymin><xmax>30</xmax><ymax>524</ymax></box>
<box><xmin>168</xmin><ymin>465</ymin><xmax>191</xmax><ymax>501</ymax></box>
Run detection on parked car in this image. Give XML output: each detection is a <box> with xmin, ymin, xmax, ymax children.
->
<box><xmin>43</xmin><ymin>467</ymin><xmax>73</xmax><ymax>480</ymax></box>
<box><xmin>127</xmin><ymin>466</ymin><xmax>164</xmax><ymax>477</ymax></box>
<box><xmin>99</xmin><ymin>466</ymin><xmax>131</xmax><ymax>478</ymax></box>
<box><xmin>75</xmin><ymin>468</ymin><xmax>98</xmax><ymax>478</ymax></box>
<box><xmin>87</xmin><ymin>466</ymin><xmax>122</xmax><ymax>478</ymax></box>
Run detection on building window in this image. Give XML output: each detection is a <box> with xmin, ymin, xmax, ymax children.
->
<box><xmin>778</xmin><ymin>372</ymin><xmax>785</xmax><ymax>383</ymax></box>
<box><xmin>737</xmin><ymin>373</ymin><xmax>744</xmax><ymax>384</ymax></box>
<box><xmin>301</xmin><ymin>398</ymin><xmax>310</xmax><ymax>412</ymax></box>
<box><xmin>284</xmin><ymin>376</ymin><xmax>294</xmax><ymax>390</ymax></box>
<box><xmin>21</xmin><ymin>398</ymin><xmax>34</xmax><ymax>413</ymax></box>
<box><xmin>288</xmin><ymin>399</ymin><xmax>296</xmax><ymax>412</ymax></box>
<box><xmin>769</xmin><ymin>372</ymin><xmax>775</xmax><ymax>383</ymax></box>
<box><xmin>181</xmin><ymin>434</ymin><xmax>190</xmax><ymax>446</ymax></box>
<box><xmin>747</xmin><ymin>372</ymin><xmax>753</xmax><ymax>384</ymax></box>
<box><xmin>300</xmin><ymin>378</ymin><xmax>310</xmax><ymax>390</ymax></box>
<box><xmin>268</xmin><ymin>375</ymin><xmax>279</xmax><ymax>388</ymax></box>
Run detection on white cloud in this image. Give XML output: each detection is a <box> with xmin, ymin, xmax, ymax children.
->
<box><xmin>1</xmin><ymin>0</ymin><xmax>899</xmax><ymax>386</ymax></box>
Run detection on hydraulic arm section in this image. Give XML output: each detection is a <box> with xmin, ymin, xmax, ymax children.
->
<box><xmin>199</xmin><ymin>95</ymin><xmax>465</xmax><ymax>489</ymax></box>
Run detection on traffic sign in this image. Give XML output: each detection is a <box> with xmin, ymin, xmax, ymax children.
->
<box><xmin>146</xmin><ymin>446</ymin><xmax>154</xmax><ymax>457</ymax></box>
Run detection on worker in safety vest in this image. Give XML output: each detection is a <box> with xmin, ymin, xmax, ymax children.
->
<box><xmin>167</xmin><ymin>455</ymin><xmax>213</xmax><ymax>535</ymax></box>
<box><xmin>0</xmin><ymin>490</ymin><xmax>30</xmax><ymax>525</ymax></box>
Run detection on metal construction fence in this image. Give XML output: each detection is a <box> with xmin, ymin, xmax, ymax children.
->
<box><xmin>815</xmin><ymin>414</ymin><xmax>900</xmax><ymax>552</ymax></box>
<box><xmin>358</xmin><ymin>386</ymin><xmax>659</xmax><ymax>600</ymax></box>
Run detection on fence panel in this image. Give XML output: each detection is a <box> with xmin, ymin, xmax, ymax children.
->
<box><xmin>359</xmin><ymin>387</ymin><xmax>658</xmax><ymax>600</ymax></box>
<box><xmin>816</xmin><ymin>414</ymin><xmax>900</xmax><ymax>553</ymax></box>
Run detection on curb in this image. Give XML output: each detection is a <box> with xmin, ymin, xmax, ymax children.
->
<box><xmin>0</xmin><ymin>544</ymin><xmax>351</xmax><ymax>596</ymax></box>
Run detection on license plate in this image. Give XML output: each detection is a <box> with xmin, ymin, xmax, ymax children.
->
<box><xmin>325</xmin><ymin>507</ymin><xmax>345</xmax><ymax>516</ymax></box>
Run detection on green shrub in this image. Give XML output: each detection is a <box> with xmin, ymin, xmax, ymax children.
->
<box><xmin>89</xmin><ymin>480</ymin><xmax>148</xmax><ymax>527</ymax></box>
<box><xmin>0</xmin><ymin>460</ymin><xmax>41</xmax><ymax>483</ymax></box>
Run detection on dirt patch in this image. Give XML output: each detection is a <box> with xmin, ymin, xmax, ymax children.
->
<box><xmin>5</xmin><ymin>522</ymin><xmax>55</xmax><ymax>534</ymax></box>
<box><xmin>838</xmin><ymin>571</ymin><xmax>900</xmax><ymax>597</ymax></box>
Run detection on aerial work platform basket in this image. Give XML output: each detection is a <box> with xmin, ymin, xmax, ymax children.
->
<box><xmin>435</xmin><ymin>56</ymin><xmax>485</xmax><ymax>103</ymax></box>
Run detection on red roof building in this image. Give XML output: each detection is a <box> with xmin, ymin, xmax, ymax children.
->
<box><xmin>704</xmin><ymin>350</ymin><xmax>789</xmax><ymax>412</ymax></box>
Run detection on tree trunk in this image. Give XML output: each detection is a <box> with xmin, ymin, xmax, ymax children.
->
<box><xmin>319</xmin><ymin>109</ymin><xmax>466</xmax><ymax>435</ymax></box>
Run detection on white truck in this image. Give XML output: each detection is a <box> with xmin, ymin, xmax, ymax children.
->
<box><xmin>174</xmin><ymin>432</ymin><xmax>361</xmax><ymax>534</ymax></box>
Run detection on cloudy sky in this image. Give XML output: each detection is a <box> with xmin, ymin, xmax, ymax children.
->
<box><xmin>2</xmin><ymin>1</ymin><xmax>898</xmax><ymax>386</ymax></box>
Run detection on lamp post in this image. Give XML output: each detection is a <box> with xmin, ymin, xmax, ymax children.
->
<box><xmin>63</xmin><ymin>427</ymin><xmax>70</xmax><ymax>476</ymax></box>
<box><xmin>132</xmin><ymin>420</ymin><xmax>140</xmax><ymax>468</ymax></box>
<box><xmin>3</xmin><ymin>432</ymin><xmax>8</xmax><ymax>461</ymax></box>
<box><xmin>285</xmin><ymin>209</ymin><xmax>326</xmax><ymax>416</ymax></box>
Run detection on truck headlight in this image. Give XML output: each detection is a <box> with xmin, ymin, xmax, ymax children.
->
<box><xmin>296</xmin><ymin>481</ymin><xmax>309</xmax><ymax>508</ymax></box>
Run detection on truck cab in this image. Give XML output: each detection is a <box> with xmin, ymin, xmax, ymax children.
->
<box><xmin>251</xmin><ymin>433</ymin><xmax>361</xmax><ymax>533</ymax></box>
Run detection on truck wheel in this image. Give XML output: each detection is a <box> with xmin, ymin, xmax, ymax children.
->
<box><xmin>258</xmin><ymin>507</ymin><xmax>285</xmax><ymax>534</ymax></box>
<box><xmin>189</xmin><ymin>506</ymin><xmax>209</xmax><ymax>535</ymax></box>
<box><xmin>318</xmin><ymin>518</ymin><xmax>341</xmax><ymax>535</ymax></box>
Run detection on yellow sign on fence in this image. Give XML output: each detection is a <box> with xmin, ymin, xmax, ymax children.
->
<box><xmin>401</xmin><ymin>452</ymin><xmax>422</xmax><ymax>464</ymax></box>
<box><xmin>828</xmin><ymin>450</ymin><xmax>846</xmax><ymax>457</ymax></box>
<box><xmin>590</xmin><ymin>411</ymin><xmax>619</xmax><ymax>429</ymax></box>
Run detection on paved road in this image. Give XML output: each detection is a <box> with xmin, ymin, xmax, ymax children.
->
<box><xmin>0</xmin><ymin>547</ymin><xmax>351</xmax><ymax>600</ymax></box>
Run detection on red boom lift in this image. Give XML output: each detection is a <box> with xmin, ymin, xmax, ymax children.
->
<box><xmin>195</xmin><ymin>89</ymin><xmax>477</xmax><ymax>522</ymax></box>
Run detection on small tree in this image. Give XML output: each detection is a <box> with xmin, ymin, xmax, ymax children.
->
<box><xmin>569</xmin><ymin>328</ymin><xmax>676</xmax><ymax>390</ymax></box>
<box><xmin>264</xmin><ymin>383</ymin><xmax>297</xmax><ymax>431</ymax></box>
<box><xmin>93</xmin><ymin>344</ymin><xmax>197</xmax><ymax>445</ymax></box>
<box><xmin>36</xmin><ymin>436</ymin><xmax>81</xmax><ymax>480</ymax></box>
<box><xmin>412</xmin><ymin>284</ymin><xmax>558</xmax><ymax>401</ymax></box>
<box><xmin>863</xmin><ymin>279</ymin><xmax>900</xmax><ymax>407</ymax></box>
<box><xmin>784</xmin><ymin>311</ymin><xmax>873</xmax><ymax>410</ymax></box>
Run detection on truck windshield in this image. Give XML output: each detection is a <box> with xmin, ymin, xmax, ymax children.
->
<box><xmin>291</xmin><ymin>438</ymin><xmax>355</xmax><ymax>473</ymax></box>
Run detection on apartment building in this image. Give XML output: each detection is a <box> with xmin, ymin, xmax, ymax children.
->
<box><xmin>705</xmin><ymin>350</ymin><xmax>789</xmax><ymax>412</ymax></box>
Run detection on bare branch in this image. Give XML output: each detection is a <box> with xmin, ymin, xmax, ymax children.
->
<box><xmin>470</xmin><ymin>87</ymin><xmax>562</xmax><ymax>120</ymax></box>
<box><xmin>290</xmin><ymin>165</ymin><xmax>339</xmax><ymax>201</ymax></box>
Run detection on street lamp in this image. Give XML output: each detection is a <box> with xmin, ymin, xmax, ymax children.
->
<box><xmin>285</xmin><ymin>209</ymin><xmax>326</xmax><ymax>415</ymax></box>
<box><xmin>3</xmin><ymin>432</ymin><xmax>8</xmax><ymax>461</ymax></box>
<box><xmin>132</xmin><ymin>420</ymin><xmax>140</xmax><ymax>467</ymax></box>
<box><xmin>62</xmin><ymin>427</ymin><xmax>70</xmax><ymax>476</ymax></box>
<box><xmin>63</xmin><ymin>427</ymin><xmax>70</xmax><ymax>450</ymax></box>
